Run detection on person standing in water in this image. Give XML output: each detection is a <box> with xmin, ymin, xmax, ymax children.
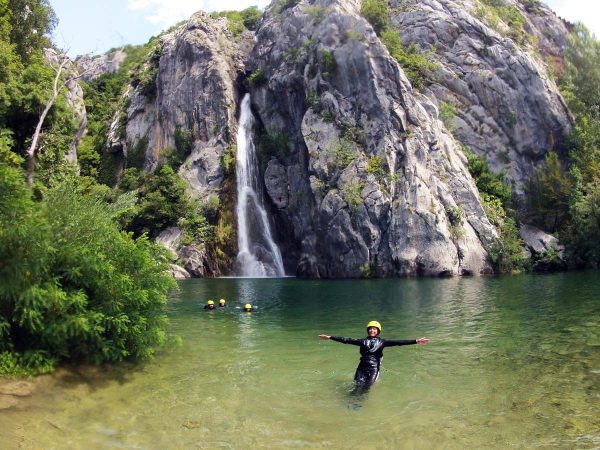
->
<box><xmin>319</xmin><ymin>321</ymin><xmax>429</xmax><ymax>392</ymax></box>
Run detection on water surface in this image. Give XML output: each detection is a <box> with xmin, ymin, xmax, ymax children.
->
<box><xmin>1</xmin><ymin>272</ymin><xmax>599</xmax><ymax>448</ymax></box>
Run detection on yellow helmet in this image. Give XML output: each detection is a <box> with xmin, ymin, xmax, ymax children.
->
<box><xmin>219</xmin><ymin>299</ymin><xmax>226</xmax><ymax>304</ymax></box>
<box><xmin>367</xmin><ymin>320</ymin><xmax>382</xmax><ymax>333</ymax></box>
<box><xmin>207</xmin><ymin>300</ymin><xmax>214</xmax><ymax>305</ymax></box>
<box><xmin>244</xmin><ymin>303</ymin><xmax>252</xmax><ymax>309</ymax></box>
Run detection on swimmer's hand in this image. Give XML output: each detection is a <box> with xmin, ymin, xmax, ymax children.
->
<box><xmin>416</xmin><ymin>337</ymin><xmax>429</xmax><ymax>344</ymax></box>
<box><xmin>319</xmin><ymin>334</ymin><xmax>331</xmax><ymax>340</ymax></box>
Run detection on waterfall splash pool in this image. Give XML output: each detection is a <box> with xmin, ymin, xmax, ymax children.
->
<box><xmin>1</xmin><ymin>272</ymin><xmax>599</xmax><ymax>448</ymax></box>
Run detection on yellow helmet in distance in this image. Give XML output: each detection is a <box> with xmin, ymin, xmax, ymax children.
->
<box><xmin>219</xmin><ymin>299</ymin><xmax>226</xmax><ymax>304</ymax></box>
<box><xmin>207</xmin><ymin>300</ymin><xmax>214</xmax><ymax>305</ymax></box>
<box><xmin>366</xmin><ymin>320</ymin><xmax>382</xmax><ymax>333</ymax></box>
<box><xmin>244</xmin><ymin>303</ymin><xmax>252</xmax><ymax>310</ymax></box>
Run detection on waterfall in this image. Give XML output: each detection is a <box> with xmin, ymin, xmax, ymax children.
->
<box><xmin>235</xmin><ymin>94</ymin><xmax>285</xmax><ymax>277</ymax></box>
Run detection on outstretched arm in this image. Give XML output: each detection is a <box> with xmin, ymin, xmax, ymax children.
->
<box><xmin>384</xmin><ymin>337</ymin><xmax>430</xmax><ymax>347</ymax></box>
<box><xmin>318</xmin><ymin>335</ymin><xmax>362</xmax><ymax>345</ymax></box>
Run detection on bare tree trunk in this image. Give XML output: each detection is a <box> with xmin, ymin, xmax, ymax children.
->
<box><xmin>25</xmin><ymin>49</ymin><xmax>104</xmax><ymax>187</ymax></box>
<box><xmin>26</xmin><ymin>56</ymin><xmax>69</xmax><ymax>187</ymax></box>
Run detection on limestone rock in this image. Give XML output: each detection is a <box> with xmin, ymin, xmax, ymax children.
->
<box><xmin>169</xmin><ymin>264</ymin><xmax>191</xmax><ymax>279</ymax></box>
<box><xmin>395</xmin><ymin>0</ymin><xmax>573</xmax><ymax>191</ymax></box>
<box><xmin>156</xmin><ymin>226</ymin><xmax>183</xmax><ymax>257</ymax></box>
<box><xmin>520</xmin><ymin>223</ymin><xmax>566</xmax><ymax>271</ymax></box>
<box><xmin>107</xmin><ymin>0</ymin><xmax>575</xmax><ymax>278</ymax></box>
<box><xmin>248</xmin><ymin>0</ymin><xmax>499</xmax><ymax>277</ymax></box>
<box><xmin>77</xmin><ymin>49</ymin><xmax>127</xmax><ymax>82</ymax></box>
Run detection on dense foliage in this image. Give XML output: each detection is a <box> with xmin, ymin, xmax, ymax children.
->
<box><xmin>0</xmin><ymin>2</ymin><xmax>181</xmax><ymax>376</ymax></box>
<box><xmin>464</xmin><ymin>149</ymin><xmax>526</xmax><ymax>273</ymax></box>
<box><xmin>0</xmin><ymin>0</ymin><xmax>76</xmax><ymax>166</ymax></box>
<box><xmin>210</xmin><ymin>6</ymin><xmax>262</xmax><ymax>37</ymax></box>
<box><xmin>0</xmin><ymin>162</ymin><xmax>175</xmax><ymax>376</ymax></box>
<box><xmin>526</xmin><ymin>24</ymin><xmax>600</xmax><ymax>268</ymax></box>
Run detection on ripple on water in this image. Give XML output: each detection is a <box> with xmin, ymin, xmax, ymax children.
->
<box><xmin>1</xmin><ymin>273</ymin><xmax>599</xmax><ymax>448</ymax></box>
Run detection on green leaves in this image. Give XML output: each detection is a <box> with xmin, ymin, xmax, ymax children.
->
<box><xmin>0</xmin><ymin>166</ymin><xmax>175</xmax><ymax>375</ymax></box>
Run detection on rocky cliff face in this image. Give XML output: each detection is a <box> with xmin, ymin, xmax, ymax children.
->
<box><xmin>396</xmin><ymin>0</ymin><xmax>572</xmax><ymax>190</ymax></box>
<box><xmin>105</xmin><ymin>0</ymin><xmax>572</xmax><ymax>278</ymax></box>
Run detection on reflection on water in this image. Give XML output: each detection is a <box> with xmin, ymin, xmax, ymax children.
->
<box><xmin>1</xmin><ymin>272</ymin><xmax>599</xmax><ymax>448</ymax></box>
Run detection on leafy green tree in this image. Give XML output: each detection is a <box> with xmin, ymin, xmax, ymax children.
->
<box><xmin>562</xmin><ymin>23</ymin><xmax>600</xmax><ymax>118</ymax></box>
<box><xmin>6</xmin><ymin>0</ymin><xmax>56</xmax><ymax>62</ymax></box>
<box><xmin>563</xmin><ymin>171</ymin><xmax>600</xmax><ymax>267</ymax></box>
<box><xmin>0</xmin><ymin>165</ymin><xmax>175</xmax><ymax>375</ymax></box>
<box><xmin>525</xmin><ymin>152</ymin><xmax>572</xmax><ymax>232</ymax></box>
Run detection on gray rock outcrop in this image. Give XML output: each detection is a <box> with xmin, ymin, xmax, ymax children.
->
<box><xmin>77</xmin><ymin>49</ymin><xmax>127</xmax><ymax>82</ymax></box>
<box><xmin>520</xmin><ymin>223</ymin><xmax>566</xmax><ymax>271</ymax></box>
<box><xmin>248</xmin><ymin>0</ymin><xmax>499</xmax><ymax>277</ymax></box>
<box><xmin>395</xmin><ymin>0</ymin><xmax>572</xmax><ymax>191</ymax></box>
<box><xmin>110</xmin><ymin>12</ymin><xmax>249</xmax><ymax>200</ymax></box>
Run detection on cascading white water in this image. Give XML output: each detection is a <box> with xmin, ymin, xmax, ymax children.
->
<box><xmin>235</xmin><ymin>94</ymin><xmax>285</xmax><ymax>277</ymax></box>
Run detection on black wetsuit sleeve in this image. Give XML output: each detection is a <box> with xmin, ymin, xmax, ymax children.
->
<box><xmin>382</xmin><ymin>339</ymin><xmax>417</xmax><ymax>347</ymax></box>
<box><xmin>330</xmin><ymin>336</ymin><xmax>363</xmax><ymax>346</ymax></box>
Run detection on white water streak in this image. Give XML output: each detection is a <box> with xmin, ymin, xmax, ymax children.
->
<box><xmin>235</xmin><ymin>94</ymin><xmax>285</xmax><ymax>277</ymax></box>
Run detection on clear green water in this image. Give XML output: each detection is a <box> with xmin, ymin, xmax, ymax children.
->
<box><xmin>2</xmin><ymin>272</ymin><xmax>599</xmax><ymax>449</ymax></box>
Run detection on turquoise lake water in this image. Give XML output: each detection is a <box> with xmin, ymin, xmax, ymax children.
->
<box><xmin>1</xmin><ymin>272</ymin><xmax>599</xmax><ymax>448</ymax></box>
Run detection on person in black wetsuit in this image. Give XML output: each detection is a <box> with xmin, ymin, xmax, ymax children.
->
<box><xmin>319</xmin><ymin>321</ymin><xmax>429</xmax><ymax>393</ymax></box>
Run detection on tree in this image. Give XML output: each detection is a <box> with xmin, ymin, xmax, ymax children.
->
<box><xmin>525</xmin><ymin>152</ymin><xmax>572</xmax><ymax>232</ymax></box>
<box><xmin>563</xmin><ymin>23</ymin><xmax>600</xmax><ymax>118</ymax></box>
<box><xmin>26</xmin><ymin>49</ymin><xmax>94</xmax><ymax>187</ymax></box>
<box><xmin>7</xmin><ymin>0</ymin><xmax>56</xmax><ymax>62</ymax></box>
<box><xmin>0</xmin><ymin>167</ymin><xmax>175</xmax><ymax>375</ymax></box>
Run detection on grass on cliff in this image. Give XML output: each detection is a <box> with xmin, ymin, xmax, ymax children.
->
<box><xmin>360</xmin><ymin>0</ymin><xmax>436</xmax><ymax>89</ymax></box>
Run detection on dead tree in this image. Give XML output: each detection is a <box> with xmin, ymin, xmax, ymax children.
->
<box><xmin>26</xmin><ymin>49</ymin><xmax>92</xmax><ymax>187</ymax></box>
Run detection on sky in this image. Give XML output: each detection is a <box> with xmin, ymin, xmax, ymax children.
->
<box><xmin>49</xmin><ymin>0</ymin><xmax>600</xmax><ymax>57</ymax></box>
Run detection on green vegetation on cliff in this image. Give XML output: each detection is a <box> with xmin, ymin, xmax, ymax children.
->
<box><xmin>360</xmin><ymin>0</ymin><xmax>436</xmax><ymax>89</ymax></box>
<box><xmin>526</xmin><ymin>23</ymin><xmax>600</xmax><ymax>268</ymax></box>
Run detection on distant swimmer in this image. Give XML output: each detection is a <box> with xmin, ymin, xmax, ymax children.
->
<box><xmin>319</xmin><ymin>321</ymin><xmax>429</xmax><ymax>393</ymax></box>
<box><xmin>243</xmin><ymin>303</ymin><xmax>256</xmax><ymax>312</ymax></box>
<box><xmin>219</xmin><ymin>299</ymin><xmax>227</xmax><ymax>308</ymax></box>
<box><xmin>203</xmin><ymin>300</ymin><xmax>215</xmax><ymax>310</ymax></box>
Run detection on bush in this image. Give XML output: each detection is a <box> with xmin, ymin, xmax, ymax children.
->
<box><xmin>525</xmin><ymin>152</ymin><xmax>572</xmax><ymax>232</ymax></box>
<box><xmin>211</xmin><ymin>7</ymin><xmax>263</xmax><ymax>37</ymax></box>
<box><xmin>0</xmin><ymin>166</ymin><xmax>175</xmax><ymax>375</ymax></box>
<box><xmin>341</xmin><ymin>180</ymin><xmax>364</xmax><ymax>213</ymax></box>
<box><xmin>321</xmin><ymin>49</ymin><xmax>336</xmax><ymax>77</ymax></box>
<box><xmin>247</xmin><ymin>68</ymin><xmax>266</xmax><ymax>85</ymax></box>
<box><xmin>380</xmin><ymin>29</ymin><xmax>437</xmax><ymax>89</ymax></box>
<box><xmin>465</xmin><ymin>148</ymin><xmax>512</xmax><ymax>205</ymax></box>
<box><xmin>121</xmin><ymin>165</ymin><xmax>192</xmax><ymax>238</ymax></box>
<box><xmin>439</xmin><ymin>101</ymin><xmax>458</xmax><ymax>132</ymax></box>
<box><xmin>366</xmin><ymin>155</ymin><xmax>386</xmax><ymax>181</ymax></box>
<box><xmin>360</xmin><ymin>0</ymin><xmax>389</xmax><ymax>34</ymax></box>
<box><xmin>257</xmin><ymin>132</ymin><xmax>291</xmax><ymax>166</ymax></box>
<box><xmin>330</xmin><ymin>138</ymin><xmax>356</xmax><ymax>169</ymax></box>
